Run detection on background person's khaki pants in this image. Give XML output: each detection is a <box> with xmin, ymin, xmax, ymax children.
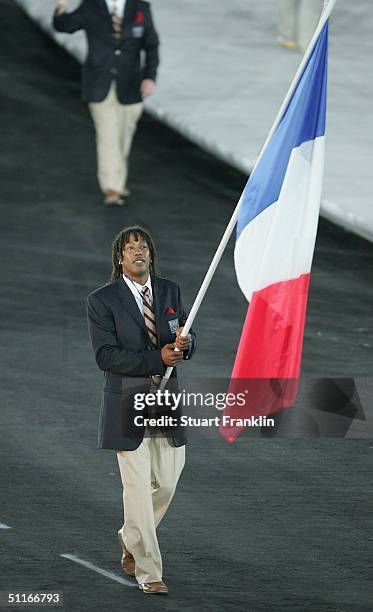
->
<box><xmin>297</xmin><ymin>0</ymin><xmax>324</xmax><ymax>52</ymax></box>
<box><xmin>278</xmin><ymin>0</ymin><xmax>300</xmax><ymax>43</ymax></box>
<box><xmin>117</xmin><ymin>436</ymin><xmax>185</xmax><ymax>584</ymax></box>
<box><xmin>278</xmin><ymin>0</ymin><xmax>325</xmax><ymax>51</ymax></box>
<box><xmin>89</xmin><ymin>83</ymin><xmax>143</xmax><ymax>195</ymax></box>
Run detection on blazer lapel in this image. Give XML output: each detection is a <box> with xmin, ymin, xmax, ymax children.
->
<box><xmin>152</xmin><ymin>276</ymin><xmax>166</xmax><ymax>348</ymax></box>
<box><xmin>117</xmin><ymin>277</ymin><xmax>147</xmax><ymax>334</ymax></box>
<box><xmin>97</xmin><ymin>0</ymin><xmax>112</xmax><ymax>24</ymax></box>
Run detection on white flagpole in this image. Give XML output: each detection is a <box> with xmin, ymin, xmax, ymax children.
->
<box><xmin>163</xmin><ymin>0</ymin><xmax>338</xmax><ymax>383</ymax></box>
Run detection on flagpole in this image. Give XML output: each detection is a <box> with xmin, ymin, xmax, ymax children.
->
<box><xmin>163</xmin><ymin>0</ymin><xmax>338</xmax><ymax>383</ymax></box>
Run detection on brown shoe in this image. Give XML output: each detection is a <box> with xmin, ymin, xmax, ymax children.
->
<box><xmin>139</xmin><ymin>581</ymin><xmax>168</xmax><ymax>595</ymax></box>
<box><xmin>104</xmin><ymin>190</ymin><xmax>126</xmax><ymax>206</ymax></box>
<box><xmin>118</xmin><ymin>532</ymin><xmax>135</xmax><ymax>577</ymax></box>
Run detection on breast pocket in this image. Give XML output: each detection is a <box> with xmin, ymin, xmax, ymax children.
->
<box><xmin>158</xmin><ymin>314</ymin><xmax>180</xmax><ymax>346</ymax></box>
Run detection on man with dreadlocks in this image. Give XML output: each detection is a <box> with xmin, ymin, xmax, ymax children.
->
<box><xmin>87</xmin><ymin>226</ymin><xmax>196</xmax><ymax>595</ymax></box>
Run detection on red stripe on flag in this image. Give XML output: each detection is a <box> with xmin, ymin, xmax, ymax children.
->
<box><xmin>219</xmin><ymin>274</ymin><xmax>310</xmax><ymax>441</ymax></box>
<box><xmin>232</xmin><ymin>273</ymin><xmax>310</xmax><ymax>379</ymax></box>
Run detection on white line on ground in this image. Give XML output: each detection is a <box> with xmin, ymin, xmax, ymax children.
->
<box><xmin>0</xmin><ymin>523</ymin><xmax>11</xmax><ymax>529</ymax></box>
<box><xmin>60</xmin><ymin>554</ymin><xmax>137</xmax><ymax>587</ymax></box>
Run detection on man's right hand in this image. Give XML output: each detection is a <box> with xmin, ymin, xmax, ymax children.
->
<box><xmin>56</xmin><ymin>0</ymin><xmax>67</xmax><ymax>14</ymax></box>
<box><xmin>161</xmin><ymin>343</ymin><xmax>184</xmax><ymax>367</ymax></box>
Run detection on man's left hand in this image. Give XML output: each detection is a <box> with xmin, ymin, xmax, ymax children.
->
<box><xmin>141</xmin><ymin>79</ymin><xmax>156</xmax><ymax>98</ymax></box>
<box><xmin>175</xmin><ymin>327</ymin><xmax>192</xmax><ymax>352</ymax></box>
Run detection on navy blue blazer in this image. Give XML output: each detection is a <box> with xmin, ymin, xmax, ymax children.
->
<box><xmin>87</xmin><ymin>276</ymin><xmax>196</xmax><ymax>450</ymax></box>
<box><xmin>53</xmin><ymin>0</ymin><xmax>159</xmax><ymax>103</ymax></box>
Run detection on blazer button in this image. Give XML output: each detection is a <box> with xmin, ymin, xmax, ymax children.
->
<box><xmin>114</xmin><ymin>49</ymin><xmax>122</xmax><ymax>56</ymax></box>
<box><xmin>110</xmin><ymin>67</ymin><xmax>118</xmax><ymax>75</ymax></box>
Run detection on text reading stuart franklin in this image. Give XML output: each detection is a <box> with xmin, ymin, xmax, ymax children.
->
<box><xmin>133</xmin><ymin>390</ymin><xmax>275</xmax><ymax>428</ymax></box>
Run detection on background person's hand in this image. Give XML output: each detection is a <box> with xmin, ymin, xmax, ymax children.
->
<box><xmin>141</xmin><ymin>79</ymin><xmax>156</xmax><ymax>98</ymax></box>
<box><xmin>175</xmin><ymin>326</ymin><xmax>192</xmax><ymax>352</ymax></box>
<box><xmin>56</xmin><ymin>0</ymin><xmax>67</xmax><ymax>14</ymax></box>
<box><xmin>161</xmin><ymin>343</ymin><xmax>184</xmax><ymax>367</ymax></box>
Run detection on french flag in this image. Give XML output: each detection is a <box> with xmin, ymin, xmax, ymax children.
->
<box><xmin>232</xmin><ymin>23</ymin><xmax>329</xmax><ymax>381</ymax></box>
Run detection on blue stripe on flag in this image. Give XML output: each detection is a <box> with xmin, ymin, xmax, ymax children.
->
<box><xmin>237</xmin><ymin>23</ymin><xmax>328</xmax><ymax>239</ymax></box>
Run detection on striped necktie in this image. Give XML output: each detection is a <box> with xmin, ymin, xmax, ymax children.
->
<box><xmin>141</xmin><ymin>286</ymin><xmax>157</xmax><ymax>348</ymax></box>
<box><xmin>141</xmin><ymin>286</ymin><xmax>162</xmax><ymax>394</ymax></box>
<box><xmin>111</xmin><ymin>0</ymin><xmax>122</xmax><ymax>40</ymax></box>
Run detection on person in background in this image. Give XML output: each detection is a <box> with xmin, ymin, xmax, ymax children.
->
<box><xmin>277</xmin><ymin>0</ymin><xmax>325</xmax><ymax>53</ymax></box>
<box><xmin>53</xmin><ymin>0</ymin><xmax>159</xmax><ymax>206</ymax></box>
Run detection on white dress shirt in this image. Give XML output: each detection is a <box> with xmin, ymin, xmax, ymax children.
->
<box><xmin>105</xmin><ymin>0</ymin><xmax>127</xmax><ymax>17</ymax></box>
<box><xmin>122</xmin><ymin>274</ymin><xmax>153</xmax><ymax>316</ymax></box>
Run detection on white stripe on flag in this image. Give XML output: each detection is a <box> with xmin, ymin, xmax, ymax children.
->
<box><xmin>235</xmin><ymin>136</ymin><xmax>325</xmax><ymax>301</ymax></box>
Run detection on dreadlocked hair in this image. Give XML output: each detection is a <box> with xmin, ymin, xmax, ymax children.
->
<box><xmin>110</xmin><ymin>226</ymin><xmax>160</xmax><ymax>282</ymax></box>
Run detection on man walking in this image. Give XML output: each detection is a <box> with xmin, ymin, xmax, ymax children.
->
<box><xmin>87</xmin><ymin>226</ymin><xmax>196</xmax><ymax>594</ymax></box>
<box><xmin>53</xmin><ymin>1</ymin><xmax>159</xmax><ymax>206</ymax></box>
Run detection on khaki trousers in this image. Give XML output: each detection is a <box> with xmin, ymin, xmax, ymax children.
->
<box><xmin>89</xmin><ymin>83</ymin><xmax>143</xmax><ymax>194</ymax></box>
<box><xmin>297</xmin><ymin>0</ymin><xmax>324</xmax><ymax>52</ymax></box>
<box><xmin>117</xmin><ymin>436</ymin><xmax>185</xmax><ymax>584</ymax></box>
<box><xmin>278</xmin><ymin>0</ymin><xmax>300</xmax><ymax>41</ymax></box>
<box><xmin>278</xmin><ymin>0</ymin><xmax>324</xmax><ymax>51</ymax></box>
